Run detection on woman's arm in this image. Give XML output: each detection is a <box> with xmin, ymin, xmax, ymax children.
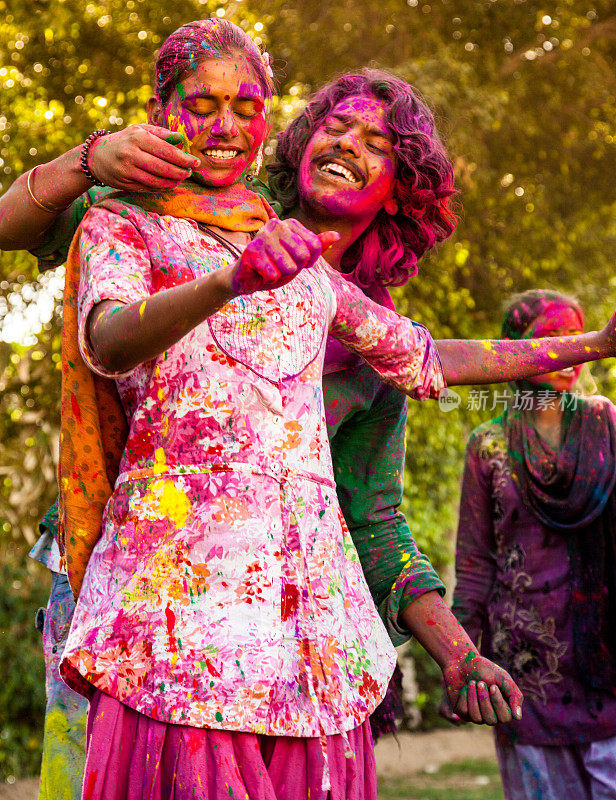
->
<box><xmin>0</xmin><ymin>125</ymin><xmax>199</xmax><ymax>251</ymax></box>
<box><xmin>89</xmin><ymin>278</ymin><xmax>236</xmax><ymax>374</ymax></box>
<box><xmin>327</xmin><ymin>267</ymin><xmax>616</xmax><ymax>394</ymax></box>
<box><xmin>327</xmin><ymin>269</ymin><xmax>445</xmax><ymax>400</ymax></box>
<box><xmin>437</xmin><ymin>327</ymin><xmax>615</xmax><ymax>386</ymax></box>
<box><xmin>86</xmin><ymin>216</ymin><xmax>339</xmax><ymax>374</ymax></box>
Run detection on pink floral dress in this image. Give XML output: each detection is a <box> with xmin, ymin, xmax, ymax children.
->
<box><xmin>61</xmin><ymin>198</ymin><xmax>445</xmax><ymax>740</ymax></box>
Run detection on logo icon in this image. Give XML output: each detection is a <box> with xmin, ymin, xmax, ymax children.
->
<box><xmin>438</xmin><ymin>388</ymin><xmax>462</xmax><ymax>412</ymax></box>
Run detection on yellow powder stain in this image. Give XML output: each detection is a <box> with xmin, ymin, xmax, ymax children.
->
<box><xmin>482</xmin><ymin>340</ymin><xmax>495</xmax><ymax>351</ymax></box>
<box><xmin>401</xmin><ymin>551</ymin><xmax>411</xmax><ymax>563</ymax></box>
<box><xmin>165</xmin><ymin>112</ymin><xmax>192</xmax><ymax>152</ymax></box>
<box><xmin>547</xmin><ymin>350</ymin><xmax>558</xmax><ymax>360</ymax></box>
<box><xmin>139</xmin><ymin>300</ymin><xmax>147</xmax><ymax>318</ymax></box>
<box><xmin>156</xmin><ymin>480</ymin><xmax>191</xmax><ymax>528</ymax></box>
<box><xmin>171</xmin><ymin>650</ymin><xmax>178</xmax><ymax>666</ymax></box>
<box><xmin>153</xmin><ymin>447</ymin><xmax>167</xmax><ymax>474</ymax></box>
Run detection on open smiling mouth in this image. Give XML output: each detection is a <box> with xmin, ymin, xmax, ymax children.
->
<box><xmin>317</xmin><ymin>160</ymin><xmax>363</xmax><ymax>185</ymax></box>
<box><xmin>201</xmin><ymin>148</ymin><xmax>241</xmax><ymax>161</ymax></box>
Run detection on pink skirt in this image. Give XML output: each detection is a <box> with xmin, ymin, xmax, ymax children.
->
<box><xmin>82</xmin><ymin>691</ymin><xmax>376</xmax><ymax>800</ymax></box>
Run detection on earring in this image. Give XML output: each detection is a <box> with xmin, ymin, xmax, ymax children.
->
<box><xmin>251</xmin><ymin>144</ymin><xmax>264</xmax><ymax>178</ymax></box>
<box><xmin>384</xmin><ymin>198</ymin><xmax>399</xmax><ymax>215</ymax></box>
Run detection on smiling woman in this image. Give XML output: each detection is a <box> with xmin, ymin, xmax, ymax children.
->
<box><xmin>147</xmin><ymin>20</ymin><xmax>274</xmax><ymax>188</ymax></box>
<box><xmin>451</xmin><ymin>289</ymin><xmax>616</xmax><ymax>800</ymax></box>
<box><xmin>52</xmin><ymin>19</ymin><xmax>451</xmax><ymax>800</ymax></box>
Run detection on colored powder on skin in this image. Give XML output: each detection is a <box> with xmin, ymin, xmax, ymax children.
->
<box><xmin>165</xmin><ymin>111</ymin><xmax>192</xmax><ymax>153</ymax></box>
<box><xmin>165</xmin><ymin>132</ymin><xmax>184</xmax><ymax>146</ymax></box>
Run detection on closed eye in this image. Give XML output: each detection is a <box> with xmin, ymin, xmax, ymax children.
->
<box><xmin>324</xmin><ymin>123</ymin><xmax>347</xmax><ymax>135</ymax></box>
<box><xmin>183</xmin><ymin>100</ymin><xmax>216</xmax><ymax>117</ymax></box>
<box><xmin>368</xmin><ymin>141</ymin><xmax>389</xmax><ymax>154</ymax></box>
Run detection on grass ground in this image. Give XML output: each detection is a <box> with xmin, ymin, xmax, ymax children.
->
<box><xmin>377</xmin><ymin>758</ymin><xmax>505</xmax><ymax>800</ymax></box>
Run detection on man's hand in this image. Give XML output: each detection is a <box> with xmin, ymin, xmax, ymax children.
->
<box><xmin>441</xmin><ymin>653</ymin><xmax>523</xmax><ymax>726</ymax></box>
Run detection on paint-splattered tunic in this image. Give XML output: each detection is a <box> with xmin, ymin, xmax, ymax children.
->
<box><xmin>61</xmin><ymin>199</ymin><xmax>445</xmax><ymax>738</ymax></box>
<box><xmin>453</xmin><ymin>417</ymin><xmax>616</xmax><ymax>746</ymax></box>
<box><xmin>33</xmin><ymin>185</ymin><xmax>445</xmax><ymax>645</ymax></box>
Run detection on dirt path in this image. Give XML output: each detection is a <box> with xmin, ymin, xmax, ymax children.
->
<box><xmin>0</xmin><ymin>727</ymin><xmax>496</xmax><ymax>799</ymax></box>
<box><xmin>374</xmin><ymin>726</ymin><xmax>496</xmax><ymax>778</ymax></box>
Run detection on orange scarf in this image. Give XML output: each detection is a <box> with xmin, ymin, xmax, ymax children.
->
<box><xmin>59</xmin><ymin>182</ymin><xmax>271</xmax><ymax>598</ymax></box>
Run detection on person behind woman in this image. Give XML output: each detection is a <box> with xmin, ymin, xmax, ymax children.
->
<box><xmin>448</xmin><ymin>289</ymin><xmax>616</xmax><ymax>800</ymax></box>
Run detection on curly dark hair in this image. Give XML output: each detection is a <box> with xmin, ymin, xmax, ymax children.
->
<box><xmin>267</xmin><ymin>70</ymin><xmax>458</xmax><ymax>288</ymax></box>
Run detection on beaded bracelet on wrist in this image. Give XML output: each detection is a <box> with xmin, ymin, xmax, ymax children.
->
<box><xmin>80</xmin><ymin>129</ymin><xmax>112</xmax><ymax>185</ymax></box>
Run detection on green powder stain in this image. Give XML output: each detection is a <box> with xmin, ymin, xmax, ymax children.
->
<box><xmin>215</xmin><ymin>711</ymin><xmax>223</xmax><ymax>722</ymax></box>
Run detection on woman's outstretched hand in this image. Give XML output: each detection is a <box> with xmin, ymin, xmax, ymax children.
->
<box><xmin>440</xmin><ymin>653</ymin><xmax>523</xmax><ymax>726</ymax></box>
<box><xmin>88</xmin><ymin>124</ymin><xmax>201</xmax><ymax>191</ymax></box>
<box><xmin>229</xmin><ymin>218</ymin><xmax>340</xmax><ymax>296</ymax></box>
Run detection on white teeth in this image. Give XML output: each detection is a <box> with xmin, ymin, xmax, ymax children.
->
<box><xmin>320</xmin><ymin>161</ymin><xmax>357</xmax><ymax>183</ymax></box>
<box><xmin>203</xmin><ymin>149</ymin><xmax>239</xmax><ymax>160</ymax></box>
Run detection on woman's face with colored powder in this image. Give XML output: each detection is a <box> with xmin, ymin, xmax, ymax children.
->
<box><xmin>297</xmin><ymin>95</ymin><xmax>398</xmax><ymax>223</ymax></box>
<box><xmin>149</xmin><ymin>55</ymin><xmax>267</xmax><ymax>187</ymax></box>
<box><xmin>524</xmin><ymin>306</ymin><xmax>585</xmax><ymax>393</ymax></box>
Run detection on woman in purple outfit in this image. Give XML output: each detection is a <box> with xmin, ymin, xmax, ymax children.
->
<box><xmin>448</xmin><ymin>289</ymin><xmax>616</xmax><ymax>800</ymax></box>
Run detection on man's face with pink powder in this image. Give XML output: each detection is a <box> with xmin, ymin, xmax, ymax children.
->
<box><xmin>297</xmin><ymin>95</ymin><xmax>398</xmax><ymax>225</ymax></box>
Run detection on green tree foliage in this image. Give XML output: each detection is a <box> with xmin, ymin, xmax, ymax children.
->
<box><xmin>2</xmin><ymin>0</ymin><xmax>616</xmax><ymax>770</ymax></box>
<box><xmin>0</xmin><ymin>555</ymin><xmax>49</xmax><ymax>780</ymax></box>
